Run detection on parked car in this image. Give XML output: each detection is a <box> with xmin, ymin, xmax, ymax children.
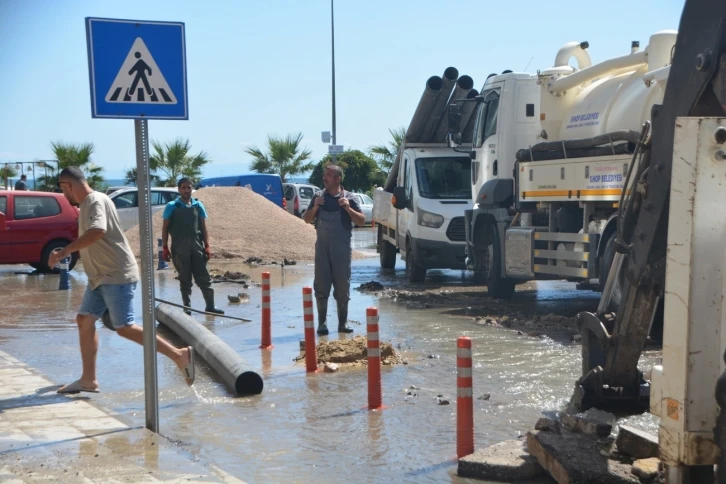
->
<box><xmin>283</xmin><ymin>183</ymin><xmax>320</xmax><ymax>217</ymax></box>
<box><xmin>105</xmin><ymin>186</ymin><xmax>130</xmax><ymax>195</ymax></box>
<box><xmin>108</xmin><ymin>187</ymin><xmax>179</xmax><ymax>232</ymax></box>
<box><xmin>349</xmin><ymin>192</ymin><xmax>374</xmax><ymax>226</ymax></box>
<box><xmin>197</xmin><ymin>174</ymin><xmax>286</xmax><ymax>209</ymax></box>
<box><xmin>0</xmin><ymin>190</ymin><xmax>80</xmax><ymax>273</ymax></box>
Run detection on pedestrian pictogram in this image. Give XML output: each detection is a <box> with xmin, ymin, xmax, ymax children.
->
<box><xmin>105</xmin><ymin>38</ymin><xmax>177</xmax><ymax>104</ymax></box>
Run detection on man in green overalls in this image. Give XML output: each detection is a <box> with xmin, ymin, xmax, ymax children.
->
<box><xmin>303</xmin><ymin>165</ymin><xmax>366</xmax><ymax>335</ymax></box>
<box><xmin>162</xmin><ymin>177</ymin><xmax>224</xmax><ymax>315</ymax></box>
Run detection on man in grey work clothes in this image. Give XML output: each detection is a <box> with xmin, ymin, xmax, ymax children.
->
<box><xmin>303</xmin><ymin>164</ymin><xmax>366</xmax><ymax>335</ymax></box>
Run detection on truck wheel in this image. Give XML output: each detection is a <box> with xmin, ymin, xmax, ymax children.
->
<box><xmin>599</xmin><ymin>232</ymin><xmax>624</xmax><ymax>313</ymax></box>
<box><xmin>38</xmin><ymin>240</ymin><xmax>79</xmax><ymax>274</ymax></box>
<box><xmin>485</xmin><ymin>226</ymin><xmax>515</xmax><ymax>299</ymax></box>
<box><xmin>379</xmin><ymin>226</ymin><xmax>396</xmax><ymax>269</ymax></box>
<box><xmin>405</xmin><ymin>241</ymin><xmax>426</xmax><ymax>282</ymax></box>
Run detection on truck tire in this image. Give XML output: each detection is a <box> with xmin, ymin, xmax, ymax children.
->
<box><xmin>485</xmin><ymin>226</ymin><xmax>515</xmax><ymax>299</ymax></box>
<box><xmin>379</xmin><ymin>226</ymin><xmax>396</xmax><ymax>269</ymax></box>
<box><xmin>39</xmin><ymin>240</ymin><xmax>79</xmax><ymax>274</ymax></box>
<box><xmin>405</xmin><ymin>240</ymin><xmax>426</xmax><ymax>282</ymax></box>
<box><xmin>599</xmin><ymin>232</ymin><xmax>624</xmax><ymax>313</ymax></box>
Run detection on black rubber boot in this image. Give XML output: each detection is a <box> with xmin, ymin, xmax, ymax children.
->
<box><xmin>202</xmin><ymin>288</ymin><xmax>224</xmax><ymax>315</ymax></box>
<box><xmin>337</xmin><ymin>300</ymin><xmax>353</xmax><ymax>333</ymax></box>
<box><xmin>182</xmin><ymin>292</ymin><xmax>192</xmax><ymax>316</ymax></box>
<box><xmin>316</xmin><ymin>297</ymin><xmax>329</xmax><ymax>336</ymax></box>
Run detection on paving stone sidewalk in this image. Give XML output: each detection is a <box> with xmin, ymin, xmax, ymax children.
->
<box><xmin>0</xmin><ymin>349</ymin><xmax>245</xmax><ymax>483</ymax></box>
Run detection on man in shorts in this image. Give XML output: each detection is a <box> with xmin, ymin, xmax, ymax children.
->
<box><xmin>50</xmin><ymin>166</ymin><xmax>195</xmax><ymax>394</ymax></box>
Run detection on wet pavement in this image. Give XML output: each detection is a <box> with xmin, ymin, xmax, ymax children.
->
<box><xmin>0</xmin><ymin>227</ymin><xmax>660</xmax><ymax>483</ymax></box>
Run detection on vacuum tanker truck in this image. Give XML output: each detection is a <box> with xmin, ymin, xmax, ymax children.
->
<box><xmin>374</xmin><ymin>68</ymin><xmax>478</xmax><ymax>281</ymax></box>
<box><xmin>448</xmin><ymin>31</ymin><xmax>676</xmax><ymax>312</ymax></box>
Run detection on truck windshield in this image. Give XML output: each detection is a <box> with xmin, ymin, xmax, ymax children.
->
<box><xmin>415</xmin><ymin>157</ymin><xmax>472</xmax><ymax>199</ymax></box>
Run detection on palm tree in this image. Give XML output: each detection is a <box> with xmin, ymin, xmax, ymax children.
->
<box><xmin>37</xmin><ymin>141</ymin><xmax>104</xmax><ymax>190</ymax></box>
<box><xmin>245</xmin><ymin>133</ymin><xmax>313</xmax><ymax>182</ymax></box>
<box><xmin>149</xmin><ymin>138</ymin><xmax>211</xmax><ymax>187</ymax></box>
<box><xmin>369</xmin><ymin>127</ymin><xmax>405</xmax><ymax>173</ymax></box>
<box><xmin>124</xmin><ymin>167</ymin><xmax>159</xmax><ymax>187</ymax></box>
<box><xmin>1</xmin><ymin>164</ymin><xmax>18</xmax><ymax>189</ymax></box>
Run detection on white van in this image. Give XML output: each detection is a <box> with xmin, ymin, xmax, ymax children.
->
<box><xmin>283</xmin><ymin>183</ymin><xmax>320</xmax><ymax>217</ymax></box>
<box><xmin>373</xmin><ymin>144</ymin><xmax>472</xmax><ymax>281</ymax></box>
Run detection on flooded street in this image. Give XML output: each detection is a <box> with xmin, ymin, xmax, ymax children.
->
<box><xmin>0</xmin><ymin>228</ymin><xmax>659</xmax><ymax>483</ymax></box>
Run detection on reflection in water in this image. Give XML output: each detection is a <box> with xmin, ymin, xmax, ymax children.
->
<box><xmin>0</xmin><ymin>243</ymin><xmax>661</xmax><ymax>483</ymax></box>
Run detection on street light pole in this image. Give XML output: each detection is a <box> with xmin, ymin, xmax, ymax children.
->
<box><xmin>331</xmin><ymin>0</ymin><xmax>337</xmax><ymax>165</ymax></box>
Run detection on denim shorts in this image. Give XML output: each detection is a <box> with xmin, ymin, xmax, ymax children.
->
<box><xmin>79</xmin><ymin>282</ymin><xmax>137</xmax><ymax>329</ymax></box>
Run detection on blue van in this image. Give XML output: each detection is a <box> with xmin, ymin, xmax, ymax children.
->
<box><xmin>197</xmin><ymin>174</ymin><xmax>285</xmax><ymax>209</ymax></box>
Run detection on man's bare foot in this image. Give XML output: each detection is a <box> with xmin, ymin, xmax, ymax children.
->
<box><xmin>57</xmin><ymin>379</ymin><xmax>100</xmax><ymax>394</ymax></box>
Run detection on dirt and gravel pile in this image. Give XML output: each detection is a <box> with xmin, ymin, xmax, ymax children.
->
<box><xmin>294</xmin><ymin>335</ymin><xmax>404</xmax><ymax>368</ymax></box>
<box><xmin>124</xmin><ymin>187</ymin><xmax>366</xmax><ymax>263</ymax></box>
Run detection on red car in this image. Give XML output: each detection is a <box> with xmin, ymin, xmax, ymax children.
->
<box><xmin>0</xmin><ymin>190</ymin><xmax>79</xmax><ymax>273</ymax></box>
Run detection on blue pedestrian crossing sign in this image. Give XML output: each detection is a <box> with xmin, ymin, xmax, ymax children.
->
<box><xmin>85</xmin><ymin>17</ymin><xmax>188</xmax><ymax>120</ymax></box>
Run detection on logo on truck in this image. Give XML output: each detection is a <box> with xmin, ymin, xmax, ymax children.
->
<box><xmin>566</xmin><ymin>112</ymin><xmax>600</xmax><ymax>129</ymax></box>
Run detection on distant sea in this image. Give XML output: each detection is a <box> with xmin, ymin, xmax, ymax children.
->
<box><xmin>4</xmin><ymin>175</ymin><xmax>310</xmax><ymax>190</ymax></box>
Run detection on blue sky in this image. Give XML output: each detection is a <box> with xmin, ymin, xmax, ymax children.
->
<box><xmin>0</xmin><ymin>0</ymin><xmax>685</xmax><ymax>180</ymax></box>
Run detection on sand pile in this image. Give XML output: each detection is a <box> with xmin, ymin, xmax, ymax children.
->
<box><xmin>125</xmin><ymin>187</ymin><xmax>365</xmax><ymax>262</ymax></box>
<box><xmin>295</xmin><ymin>335</ymin><xmax>404</xmax><ymax>368</ymax></box>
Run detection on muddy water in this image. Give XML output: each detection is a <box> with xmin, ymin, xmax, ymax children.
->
<box><xmin>0</xmin><ymin>228</ymin><xmax>659</xmax><ymax>483</ymax></box>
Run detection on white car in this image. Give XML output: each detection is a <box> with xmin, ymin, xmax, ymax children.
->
<box><xmin>109</xmin><ymin>187</ymin><xmax>179</xmax><ymax>231</ymax></box>
<box><xmin>283</xmin><ymin>183</ymin><xmax>320</xmax><ymax>217</ymax></box>
<box><xmin>349</xmin><ymin>192</ymin><xmax>373</xmax><ymax>226</ymax></box>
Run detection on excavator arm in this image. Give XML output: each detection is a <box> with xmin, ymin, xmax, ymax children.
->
<box><xmin>574</xmin><ymin>0</ymin><xmax>726</xmax><ymax>413</ymax></box>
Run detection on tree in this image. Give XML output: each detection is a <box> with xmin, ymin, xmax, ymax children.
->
<box><xmin>1</xmin><ymin>165</ymin><xmax>17</xmax><ymax>189</ymax></box>
<box><xmin>124</xmin><ymin>167</ymin><xmax>159</xmax><ymax>187</ymax></box>
<box><xmin>308</xmin><ymin>150</ymin><xmax>386</xmax><ymax>192</ymax></box>
<box><xmin>369</xmin><ymin>126</ymin><xmax>405</xmax><ymax>173</ymax></box>
<box><xmin>149</xmin><ymin>138</ymin><xmax>210</xmax><ymax>187</ymax></box>
<box><xmin>245</xmin><ymin>133</ymin><xmax>313</xmax><ymax>182</ymax></box>
<box><xmin>37</xmin><ymin>141</ymin><xmax>104</xmax><ymax>190</ymax></box>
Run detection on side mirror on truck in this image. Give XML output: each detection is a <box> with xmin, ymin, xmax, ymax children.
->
<box><xmin>0</xmin><ymin>211</ymin><xmax>6</xmax><ymax>231</ymax></box>
<box><xmin>447</xmin><ymin>104</ymin><xmax>462</xmax><ymax>147</ymax></box>
<box><xmin>392</xmin><ymin>186</ymin><xmax>408</xmax><ymax>210</ymax></box>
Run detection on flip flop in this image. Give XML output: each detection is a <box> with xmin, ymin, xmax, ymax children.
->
<box><xmin>57</xmin><ymin>379</ymin><xmax>100</xmax><ymax>394</ymax></box>
<box><xmin>181</xmin><ymin>346</ymin><xmax>195</xmax><ymax>386</ymax></box>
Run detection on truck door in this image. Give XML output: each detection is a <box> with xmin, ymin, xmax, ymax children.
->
<box><xmin>0</xmin><ymin>195</ymin><xmax>8</xmax><ymax>261</ymax></box>
<box><xmin>397</xmin><ymin>154</ymin><xmax>414</xmax><ymax>249</ymax></box>
<box><xmin>472</xmin><ymin>87</ymin><xmax>502</xmax><ymax>199</ymax></box>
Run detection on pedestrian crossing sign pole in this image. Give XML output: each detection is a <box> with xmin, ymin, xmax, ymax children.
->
<box><xmin>85</xmin><ymin>17</ymin><xmax>189</xmax><ymax>434</ymax></box>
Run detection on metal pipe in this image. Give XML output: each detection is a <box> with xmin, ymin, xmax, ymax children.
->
<box><xmin>156</xmin><ymin>303</ymin><xmax>264</xmax><ymax>395</ymax></box>
<box><xmin>135</xmin><ymin>118</ymin><xmax>159</xmax><ymax>433</ymax></box>
<box><xmin>554</xmin><ymin>41</ymin><xmax>592</xmax><ymax>70</ymax></box>
<box><xmin>550</xmin><ymin>51</ymin><xmax>647</xmax><ymax>94</ymax></box>
<box><xmin>419</xmin><ymin>67</ymin><xmax>459</xmax><ymax>142</ymax></box>
<box><xmin>432</xmin><ymin>75</ymin><xmax>474</xmax><ymax>142</ymax></box>
<box><xmin>405</xmin><ymin>75</ymin><xmax>444</xmax><ymax>143</ymax></box>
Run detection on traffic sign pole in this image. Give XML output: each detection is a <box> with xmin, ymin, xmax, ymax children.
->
<box><xmin>135</xmin><ymin>119</ymin><xmax>159</xmax><ymax>433</ymax></box>
<box><xmin>86</xmin><ymin>17</ymin><xmax>189</xmax><ymax>434</ymax></box>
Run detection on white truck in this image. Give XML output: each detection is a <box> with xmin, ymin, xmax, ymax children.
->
<box><xmin>447</xmin><ymin>31</ymin><xmax>676</xmax><ymax>308</ymax></box>
<box><xmin>374</xmin><ymin>68</ymin><xmax>479</xmax><ymax>281</ymax></box>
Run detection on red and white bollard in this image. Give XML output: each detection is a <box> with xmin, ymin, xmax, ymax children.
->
<box><xmin>260</xmin><ymin>272</ymin><xmax>273</xmax><ymax>349</ymax></box>
<box><xmin>367</xmin><ymin>307</ymin><xmax>383</xmax><ymax>409</ymax></box>
<box><xmin>302</xmin><ymin>287</ymin><xmax>317</xmax><ymax>372</ymax></box>
<box><xmin>457</xmin><ymin>336</ymin><xmax>474</xmax><ymax>458</ymax></box>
